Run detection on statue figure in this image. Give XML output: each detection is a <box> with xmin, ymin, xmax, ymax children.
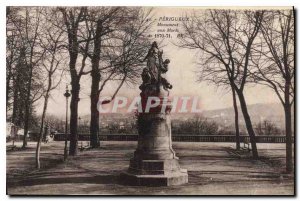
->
<box><xmin>140</xmin><ymin>41</ymin><xmax>172</xmax><ymax>92</ymax></box>
<box><xmin>143</xmin><ymin>41</ymin><xmax>160</xmax><ymax>82</ymax></box>
<box><xmin>159</xmin><ymin>58</ymin><xmax>173</xmax><ymax>91</ymax></box>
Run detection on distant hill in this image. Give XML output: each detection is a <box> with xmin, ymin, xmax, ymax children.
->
<box><xmin>79</xmin><ymin>103</ymin><xmax>292</xmax><ymax>128</ymax></box>
<box><xmin>202</xmin><ymin>103</ymin><xmax>284</xmax><ymax>120</ymax></box>
<box><xmin>169</xmin><ymin>103</ymin><xmax>290</xmax><ymax>129</ymax></box>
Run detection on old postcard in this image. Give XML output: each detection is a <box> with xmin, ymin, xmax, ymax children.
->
<box><xmin>6</xmin><ymin>6</ymin><xmax>295</xmax><ymax>195</ymax></box>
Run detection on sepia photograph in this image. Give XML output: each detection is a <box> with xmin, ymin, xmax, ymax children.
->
<box><xmin>5</xmin><ymin>5</ymin><xmax>295</xmax><ymax>195</ymax></box>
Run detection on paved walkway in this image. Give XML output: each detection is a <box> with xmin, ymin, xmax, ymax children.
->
<box><xmin>6</xmin><ymin>141</ymin><xmax>294</xmax><ymax>195</ymax></box>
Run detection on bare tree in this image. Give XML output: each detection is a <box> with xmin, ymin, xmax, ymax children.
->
<box><xmin>35</xmin><ymin>10</ymin><xmax>65</xmax><ymax>168</ymax></box>
<box><xmin>6</xmin><ymin>8</ymin><xmax>21</xmax><ymax>113</ymax></box>
<box><xmin>255</xmin><ymin>120</ymin><xmax>282</xmax><ymax>136</ymax></box>
<box><xmin>178</xmin><ymin>11</ymin><xmax>243</xmax><ymax>149</ymax></box>
<box><xmin>86</xmin><ymin>7</ymin><xmax>125</xmax><ymax>148</ymax></box>
<box><xmin>58</xmin><ymin>7</ymin><xmax>92</xmax><ymax>156</ymax></box>
<box><xmin>251</xmin><ymin>10</ymin><xmax>294</xmax><ymax>172</ymax></box>
<box><xmin>84</xmin><ymin>7</ymin><xmax>153</xmax><ymax>148</ymax></box>
<box><xmin>10</xmin><ymin>47</ymin><xmax>26</xmax><ymax>127</ymax></box>
<box><xmin>22</xmin><ymin>8</ymin><xmax>45</xmax><ymax>148</ymax></box>
<box><xmin>178</xmin><ymin>10</ymin><xmax>264</xmax><ymax>158</ymax></box>
<box><xmin>7</xmin><ymin>7</ymin><xmax>45</xmax><ymax>148</ymax></box>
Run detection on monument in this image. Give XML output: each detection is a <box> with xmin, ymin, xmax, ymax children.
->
<box><xmin>121</xmin><ymin>42</ymin><xmax>188</xmax><ymax>186</ymax></box>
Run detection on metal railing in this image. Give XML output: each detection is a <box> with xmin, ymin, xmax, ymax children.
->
<box><xmin>53</xmin><ymin>133</ymin><xmax>291</xmax><ymax>143</ymax></box>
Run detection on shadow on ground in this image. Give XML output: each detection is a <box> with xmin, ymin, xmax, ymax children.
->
<box><xmin>6</xmin><ymin>141</ymin><xmax>294</xmax><ymax>195</ymax></box>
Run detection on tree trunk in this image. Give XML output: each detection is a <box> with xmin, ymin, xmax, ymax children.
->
<box><xmin>36</xmin><ymin>72</ymin><xmax>51</xmax><ymax>169</ymax></box>
<box><xmin>22</xmin><ymin>64</ymin><xmax>33</xmax><ymax>148</ymax></box>
<box><xmin>69</xmin><ymin>82</ymin><xmax>80</xmax><ymax>156</ymax></box>
<box><xmin>64</xmin><ymin>96</ymin><xmax>69</xmax><ymax>161</ymax></box>
<box><xmin>89</xmin><ymin>20</ymin><xmax>102</xmax><ymax>148</ymax></box>
<box><xmin>284</xmin><ymin>104</ymin><xmax>293</xmax><ymax>173</ymax></box>
<box><xmin>60</xmin><ymin>8</ymin><xmax>82</xmax><ymax>156</ymax></box>
<box><xmin>6</xmin><ymin>67</ymin><xmax>12</xmax><ymax>112</ymax></box>
<box><xmin>36</xmin><ymin>95</ymin><xmax>49</xmax><ymax>169</ymax></box>
<box><xmin>23</xmin><ymin>105</ymin><xmax>30</xmax><ymax>148</ymax></box>
<box><xmin>36</xmin><ymin>124</ymin><xmax>46</xmax><ymax>169</ymax></box>
<box><xmin>231</xmin><ymin>86</ymin><xmax>240</xmax><ymax>150</ymax></box>
<box><xmin>90</xmin><ymin>80</ymin><xmax>100</xmax><ymax>148</ymax></box>
<box><xmin>236</xmin><ymin>90</ymin><xmax>258</xmax><ymax>158</ymax></box>
<box><xmin>11</xmin><ymin>79</ymin><xmax>19</xmax><ymax>125</ymax></box>
<box><xmin>67</xmin><ymin>44</ymin><xmax>79</xmax><ymax>156</ymax></box>
<box><xmin>284</xmin><ymin>81</ymin><xmax>293</xmax><ymax>173</ymax></box>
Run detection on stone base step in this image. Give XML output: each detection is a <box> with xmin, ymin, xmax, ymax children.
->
<box><xmin>120</xmin><ymin>169</ymin><xmax>188</xmax><ymax>186</ymax></box>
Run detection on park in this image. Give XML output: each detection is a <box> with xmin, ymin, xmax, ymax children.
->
<box><xmin>6</xmin><ymin>7</ymin><xmax>294</xmax><ymax>195</ymax></box>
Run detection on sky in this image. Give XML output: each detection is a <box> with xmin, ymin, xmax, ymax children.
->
<box><xmin>39</xmin><ymin>7</ymin><xmax>284</xmax><ymax>117</ymax></box>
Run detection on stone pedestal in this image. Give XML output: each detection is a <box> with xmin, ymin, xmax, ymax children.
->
<box><xmin>121</xmin><ymin>85</ymin><xmax>188</xmax><ymax>186</ymax></box>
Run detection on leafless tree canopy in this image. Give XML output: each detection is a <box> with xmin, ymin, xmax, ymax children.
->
<box><xmin>178</xmin><ymin>8</ymin><xmax>294</xmax><ymax>171</ymax></box>
<box><xmin>6</xmin><ymin>6</ymin><xmax>154</xmax><ymax>155</ymax></box>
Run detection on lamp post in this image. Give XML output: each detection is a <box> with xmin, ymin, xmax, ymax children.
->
<box><xmin>78</xmin><ymin>116</ymin><xmax>82</xmax><ymax>133</ymax></box>
<box><xmin>64</xmin><ymin>85</ymin><xmax>71</xmax><ymax>161</ymax></box>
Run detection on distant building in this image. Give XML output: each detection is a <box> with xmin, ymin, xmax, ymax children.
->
<box><xmin>6</xmin><ymin>122</ymin><xmax>17</xmax><ymax>138</ymax></box>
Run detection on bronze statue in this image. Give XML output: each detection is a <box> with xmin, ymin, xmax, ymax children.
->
<box><xmin>140</xmin><ymin>41</ymin><xmax>172</xmax><ymax>91</ymax></box>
